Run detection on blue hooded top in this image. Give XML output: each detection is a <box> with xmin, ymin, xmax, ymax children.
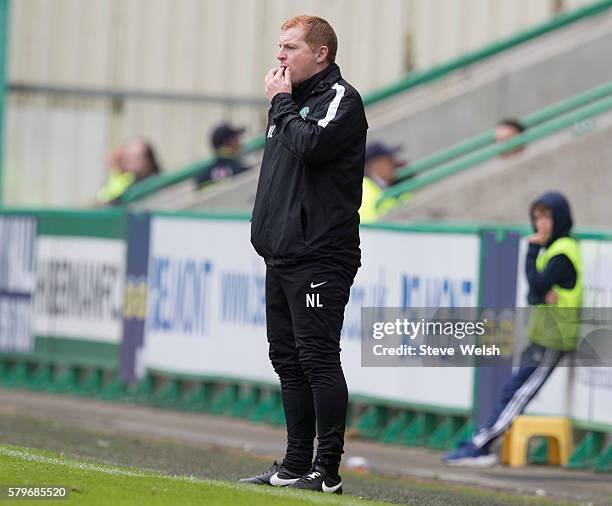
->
<box><xmin>529</xmin><ymin>191</ymin><xmax>573</xmax><ymax>247</ymax></box>
<box><xmin>525</xmin><ymin>191</ymin><xmax>577</xmax><ymax>305</ymax></box>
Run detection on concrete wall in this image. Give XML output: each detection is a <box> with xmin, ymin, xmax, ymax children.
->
<box><xmin>4</xmin><ymin>0</ymin><xmax>574</xmax><ymax>206</ymax></box>
<box><xmin>385</xmin><ymin>109</ymin><xmax>612</xmax><ymax>229</ymax></box>
<box><xmin>366</xmin><ymin>11</ymin><xmax>612</xmax><ymax>161</ymax></box>
<box><xmin>131</xmin><ymin>10</ymin><xmax>612</xmax><ymax>213</ymax></box>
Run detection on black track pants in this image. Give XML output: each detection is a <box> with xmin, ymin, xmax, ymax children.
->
<box><xmin>265</xmin><ymin>258</ymin><xmax>358</xmax><ymax>475</ymax></box>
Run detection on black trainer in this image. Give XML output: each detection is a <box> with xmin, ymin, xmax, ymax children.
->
<box><xmin>238</xmin><ymin>461</ymin><xmax>302</xmax><ymax>487</ymax></box>
<box><xmin>287</xmin><ymin>465</ymin><xmax>342</xmax><ymax>494</ymax></box>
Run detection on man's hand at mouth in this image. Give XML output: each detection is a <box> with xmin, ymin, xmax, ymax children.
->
<box><xmin>265</xmin><ymin>65</ymin><xmax>292</xmax><ymax>102</ymax></box>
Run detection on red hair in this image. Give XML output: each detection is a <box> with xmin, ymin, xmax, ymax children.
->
<box><xmin>281</xmin><ymin>15</ymin><xmax>338</xmax><ymax>63</ymax></box>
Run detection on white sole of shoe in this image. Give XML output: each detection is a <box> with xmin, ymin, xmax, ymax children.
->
<box><xmin>444</xmin><ymin>454</ymin><xmax>498</xmax><ymax>468</ymax></box>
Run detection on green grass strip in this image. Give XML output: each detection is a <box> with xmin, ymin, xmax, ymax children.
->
<box><xmin>0</xmin><ymin>444</ymin><xmax>392</xmax><ymax>506</ymax></box>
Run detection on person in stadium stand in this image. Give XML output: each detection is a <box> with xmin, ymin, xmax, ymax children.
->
<box><xmin>241</xmin><ymin>15</ymin><xmax>368</xmax><ymax>495</ymax></box>
<box><xmin>444</xmin><ymin>192</ymin><xmax>582</xmax><ymax>466</ymax></box>
<box><xmin>359</xmin><ymin>142</ymin><xmax>409</xmax><ymax>223</ymax></box>
<box><xmin>96</xmin><ymin>138</ymin><xmax>161</xmax><ymax>205</ymax></box>
<box><xmin>495</xmin><ymin>118</ymin><xmax>527</xmax><ymax>157</ymax></box>
<box><xmin>195</xmin><ymin>123</ymin><xmax>251</xmax><ymax>187</ymax></box>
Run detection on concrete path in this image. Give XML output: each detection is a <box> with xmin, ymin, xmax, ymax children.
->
<box><xmin>1</xmin><ymin>389</ymin><xmax>610</xmax><ymax>505</ymax></box>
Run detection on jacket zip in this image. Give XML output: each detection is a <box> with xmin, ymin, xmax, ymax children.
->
<box><xmin>261</xmin><ymin>87</ymin><xmax>325</xmax><ymax>251</ymax></box>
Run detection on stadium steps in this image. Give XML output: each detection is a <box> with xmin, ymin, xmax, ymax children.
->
<box><xmin>122</xmin><ymin>1</ymin><xmax>612</xmax><ymax>212</ymax></box>
<box><xmin>382</xmin><ymin>92</ymin><xmax>612</xmax><ymax>227</ymax></box>
<box><xmin>365</xmin><ymin>6</ymin><xmax>612</xmax><ymax>158</ymax></box>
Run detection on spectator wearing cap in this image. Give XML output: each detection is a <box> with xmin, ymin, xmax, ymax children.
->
<box><xmin>195</xmin><ymin>123</ymin><xmax>250</xmax><ymax>188</ymax></box>
<box><xmin>359</xmin><ymin>142</ymin><xmax>409</xmax><ymax>223</ymax></box>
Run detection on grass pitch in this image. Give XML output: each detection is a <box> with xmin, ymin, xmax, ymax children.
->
<box><xmin>0</xmin><ymin>444</ymin><xmax>392</xmax><ymax>506</ymax></box>
<box><xmin>0</xmin><ymin>411</ymin><xmax>584</xmax><ymax>505</ymax></box>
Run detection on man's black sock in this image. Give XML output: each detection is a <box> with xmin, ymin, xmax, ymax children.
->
<box><xmin>281</xmin><ymin>460</ymin><xmax>310</xmax><ymax>476</ymax></box>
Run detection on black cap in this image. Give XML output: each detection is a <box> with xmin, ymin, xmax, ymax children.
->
<box><xmin>211</xmin><ymin>123</ymin><xmax>245</xmax><ymax>149</ymax></box>
<box><xmin>365</xmin><ymin>142</ymin><xmax>405</xmax><ymax>165</ymax></box>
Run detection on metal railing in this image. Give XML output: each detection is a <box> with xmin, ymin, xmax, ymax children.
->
<box><xmin>120</xmin><ymin>0</ymin><xmax>612</xmax><ymax>205</ymax></box>
<box><xmin>394</xmin><ymin>80</ymin><xmax>612</xmax><ymax>181</ymax></box>
<box><xmin>381</xmin><ymin>89</ymin><xmax>612</xmax><ymax>201</ymax></box>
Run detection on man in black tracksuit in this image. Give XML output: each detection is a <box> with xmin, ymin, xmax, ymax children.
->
<box><xmin>240</xmin><ymin>16</ymin><xmax>367</xmax><ymax>495</ymax></box>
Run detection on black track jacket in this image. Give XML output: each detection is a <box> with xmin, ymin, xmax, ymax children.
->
<box><xmin>250</xmin><ymin>64</ymin><xmax>368</xmax><ymax>267</ymax></box>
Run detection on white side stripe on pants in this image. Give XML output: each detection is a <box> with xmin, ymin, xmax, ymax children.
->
<box><xmin>473</xmin><ymin>348</ymin><xmax>560</xmax><ymax>448</ymax></box>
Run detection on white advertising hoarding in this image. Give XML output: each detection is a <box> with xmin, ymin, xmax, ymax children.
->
<box><xmin>34</xmin><ymin>236</ymin><xmax>126</xmax><ymax>343</ymax></box>
<box><xmin>142</xmin><ymin>218</ymin><xmax>480</xmax><ymax>410</ymax></box>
